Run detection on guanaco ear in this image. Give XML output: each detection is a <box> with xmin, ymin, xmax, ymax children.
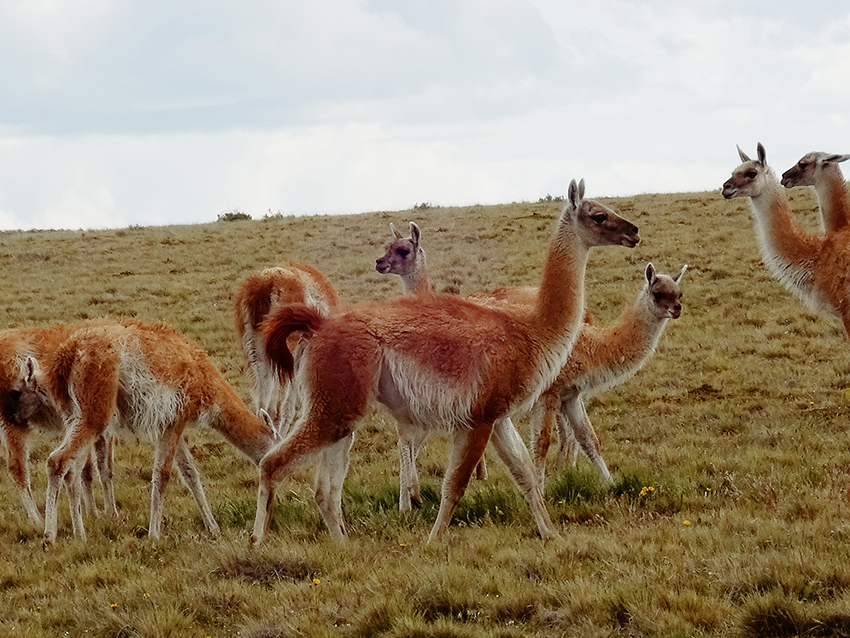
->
<box><xmin>577</xmin><ymin>178</ymin><xmax>586</xmax><ymax>201</ymax></box>
<box><xmin>645</xmin><ymin>263</ymin><xmax>657</xmax><ymax>285</ymax></box>
<box><xmin>756</xmin><ymin>142</ymin><xmax>767</xmax><ymax>165</ymax></box>
<box><xmin>409</xmin><ymin>221</ymin><xmax>421</xmax><ymax>248</ymax></box>
<box><xmin>567</xmin><ymin>179</ymin><xmax>579</xmax><ymax>209</ymax></box>
<box><xmin>673</xmin><ymin>264</ymin><xmax>688</xmax><ymax>283</ymax></box>
<box><xmin>826</xmin><ymin>153</ymin><xmax>850</xmax><ymax>165</ymax></box>
<box><xmin>23</xmin><ymin>356</ymin><xmax>38</xmax><ymax>391</ymax></box>
<box><xmin>390</xmin><ymin>223</ymin><xmax>403</xmax><ymax>240</ymax></box>
<box><xmin>737</xmin><ymin>145</ymin><xmax>751</xmax><ymax>163</ymax></box>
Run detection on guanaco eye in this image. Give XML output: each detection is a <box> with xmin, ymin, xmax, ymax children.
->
<box><xmin>396</xmin><ymin>248</ymin><xmax>410</xmax><ymax>257</ymax></box>
<box><xmin>591</xmin><ymin>214</ymin><xmax>607</xmax><ymax>224</ymax></box>
<box><xmin>745</xmin><ymin>169</ymin><xmax>758</xmax><ymax>179</ymax></box>
<box><xmin>798</xmin><ymin>162</ymin><xmax>808</xmax><ymax>169</ymax></box>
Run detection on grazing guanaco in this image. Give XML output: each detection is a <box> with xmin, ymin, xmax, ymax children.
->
<box><xmin>0</xmin><ymin>325</ymin><xmax>116</xmax><ymax>526</ymax></box>
<box><xmin>19</xmin><ymin>320</ymin><xmax>277</xmax><ymax>543</ymax></box>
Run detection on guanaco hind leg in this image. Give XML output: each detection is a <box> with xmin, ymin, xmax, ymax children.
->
<box><xmin>94</xmin><ymin>432</ymin><xmax>117</xmax><ymax>518</ymax></box>
<box><xmin>489</xmin><ymin>417</ymin><xmax>558</xmax><ymax>539</ymax></box>
<box><xmin>428</xmin><ymin>421</ymin><xmax>494</xmax><ymax>542</ymax></box>
<box><xmin>252</xmin><ymin>416</ymin><xmax>349</xmax><ymax>545</ymax></box>
<box><xmin>172</xmin><ymin>437</ymin><xmax>220</xmax><ymax>537</ymax></box>
<box><xmin>312</xmin><ymin>435</ymin><xmax>353</xmax><ymax>539</ymax></box>
<box><xmin>561</xmin><ymin>396</ymin><xmax>612</xmax><ymax>484</ymax></box>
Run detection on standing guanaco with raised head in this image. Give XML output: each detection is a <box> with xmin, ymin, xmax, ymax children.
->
<box><xmin>723</xmin><ymin>143</ymin><xmax>850</xmax><ymax>337</ymax></box>
<box><xmin>530</xmin><ymin>263</ymin><xmax>686</xmax><ymax>484</ymax></box>
<box><xmin>253</xmin><ymin>179</ymin><xmax>639</xmax><ymax>544</ymax></box>
<box><xmin>377</xmin><ymin>224</ymin><xmax>685</xmax><ymax>489</ymax></box>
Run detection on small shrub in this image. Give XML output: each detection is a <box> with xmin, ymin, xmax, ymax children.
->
<box><xmin>243</xmin><ymin>628</ymin><xmax>292</xmax><ymax>638</ymax></box>
<box><xmin>412</xmin><ymin>580</ymin><xmax>481</xmax><ymax>623</ymax></box>
<box><xmin>217</xmin><ymin>209</ymin><xmax>252</xmax><ymax>222</ymax></box>
<box><xmin>216</xmin><ymin>498</ymin><xmax>257</xmax><ymax>529</ymax></box>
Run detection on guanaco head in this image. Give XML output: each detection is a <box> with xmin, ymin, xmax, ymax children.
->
<box><xmin>722</xmin><ymin>143</ymin><xmax>775</xmax><ymax>199</ymax></box>
<box><xmin>566</xmin><ymin>178</ymin><xmax>640</xmax><ymax>248</ymax></box>
<box><xmin>12</xmin><ymin>357</ymin><xmax>51</xmax><ymax>423</ymax></box>
<box><xmin>645</xmin><ymin>263</ymin><xmax>686</xmax><ymax>320</ymax></box>
<box><xmin>780</xmin><ymin>151</ymin><xmax>850</xmax><ymax>188</ymax></box>
<box><xmin>375</xmin><ymin>222</ymin><xmax>422</xmax><ymax>276</ymax></box>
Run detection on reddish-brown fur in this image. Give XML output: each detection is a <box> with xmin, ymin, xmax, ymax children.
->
<box><xmin>723</xmin><ymin>143</ymin><xmax>850</xmax><ymax>337</ymax></box>
<box><xmin>0</xmin><ymin>324</ymin><xmax>115</xmax><ymax>526</ymax></box>
<box><xmin>21</xmin><ymin>319</ymin><xmax>277</xmax><ymax>543</ymax></box>
<box><xmin>781</xmin><ymin>151</ymin><xmax>850</xmax><ymax>232</ymax></box>
<box><xmin>233</xmin><ymin>263</ymin><xmax>340</xmax><ymax>435</ymax></box>
<box><xmin>252</xmin><ymin>179</ymin><xmax>639</xmax><ymax>543</ymax></box>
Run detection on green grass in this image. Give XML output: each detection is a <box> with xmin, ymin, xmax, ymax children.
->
<box><xmin>2</xmin><ymin>187</ymin><xmax>850</xmax><ymax>636</ymax></box>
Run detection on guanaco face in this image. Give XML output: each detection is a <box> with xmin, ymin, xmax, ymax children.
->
<box><xmin>780</xmin><ymin>151</ymin><xmax>850</xmax><ymax>189</ymax></box>
<box><xmin>583</xmin><ymin>202</ymin><xmax>640</xmax><ymax>247</ymax></box>
<box><xmin>375</xmin><ymin>222</ymin><xmax>421</xmax><ymax>277</ymax></box>
<box><xmin>646</xmin><ymin>263</ymin><xmax>686</xmax><ymax>320</ymax></box>
<box><xmin>570</xmin><ymin>179</ymin><xmax>640</xmax><ymax>248</ymax></box>
<box><xmin>722</xmin><ymin>143</ymin><xmax>772</xmax><ymax>200</ymax></box>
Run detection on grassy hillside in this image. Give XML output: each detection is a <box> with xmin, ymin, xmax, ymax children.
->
<box><xmin>1</xmin><ymin>184</ymin><xmax>849</xmax><ymax>637</ymax></box>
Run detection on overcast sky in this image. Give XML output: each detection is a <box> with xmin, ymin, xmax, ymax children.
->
<box><xmin>0</xmin><ymin>1</ymin><xmax>847</xmax><ymax>231</ymax></box>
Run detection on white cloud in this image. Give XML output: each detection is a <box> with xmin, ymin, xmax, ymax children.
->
<box><xmin>0</xmin><ymin>1</ymin><xmax>848</xmax><ymax>230</ymax></box>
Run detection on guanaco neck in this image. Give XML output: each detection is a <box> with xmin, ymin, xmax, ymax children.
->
<box><xmin>402</xmin><ymin>248</ymin><xmax>432</xmax><ymax>295</ymax></box>
<box><xmin>574</xmin><ymin>292</ymin><xmax>667</xmax><ymax>389</ymax></box>
<box><xmin>748</xmin><ymin>178</ymin><xmax>823</xmax><ymax>295</ymax></box>
<box><xmin>211</xmin><ymin>385</ymin><xmax>277</xmax><ymax>463</ymax></box>
<box><xmin>814</xmin><ymin>170</ymin><xmax>850</xmax><ymax>232</ymax></box>
<box><xmin>534</xmin><ymin>223</ymin><xmax>588</xmax><ymax>340</ymax></box>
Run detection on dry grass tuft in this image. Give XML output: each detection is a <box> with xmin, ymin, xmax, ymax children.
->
<box><xmin>214</xmin><ymin>555</ymin><xmax>320</xmax><ymax>586</ymax></box>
